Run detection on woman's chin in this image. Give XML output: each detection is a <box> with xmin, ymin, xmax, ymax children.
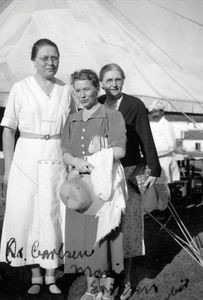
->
<box><xmin>111</xmin><ymin>94</ymin><xmax>122</xmax><ymax>100</ymax></box>
<box><xmin>107</xmin><ymin>90</ymin><xmax>122</xmax><ymax>99</ymax></box>
<box><xmin>44</xmin><ymin>71</ymin><xmax>57</xmax><ymax>80</ymax></box>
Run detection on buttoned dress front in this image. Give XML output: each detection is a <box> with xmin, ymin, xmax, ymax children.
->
<box><xmin>0</xmin><ymin>76</ymin><xmax>73</xmax><ymax>268</ymax></box>
<box><xmin>62</xmin><ymin>104</ymin><xmax>126</xmax><ymax>276</ymax></box>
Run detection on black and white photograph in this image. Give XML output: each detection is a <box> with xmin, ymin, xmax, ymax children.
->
<box><xmin>0</xmin><ymin>0</ymin><xmax>203</xmax><ymax>299</ymax></box>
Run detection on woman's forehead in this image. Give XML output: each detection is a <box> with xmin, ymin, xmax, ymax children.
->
<box><xmin>74</xmin><ymin>79</ymin><xmax>94</xmax><ymax>87</ymax></box>
<box><xmin>103</xmin><ymin>69</ymin><xmax>122</xmax><ymax>78</ymax></box>
<box><xmin>36</xmin><ymin>45</ymin><xmax>58</xmax><ymax>56</ymax></box>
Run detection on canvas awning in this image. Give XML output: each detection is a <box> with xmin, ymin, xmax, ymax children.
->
<box><xmin>0</xmin><ymin>0</ymin><xmax>203</xmax><ymax>113</ymax></box>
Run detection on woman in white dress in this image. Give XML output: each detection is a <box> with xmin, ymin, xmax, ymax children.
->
<box><xmin>0</xmin><ymin>39</ymin><xmax>74</xmax><ymax>295</ymax></box>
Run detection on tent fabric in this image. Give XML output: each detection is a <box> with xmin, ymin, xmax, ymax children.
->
<box><xmin>0</xmin><ymin>0</ymin><xmax>203</xmax><ymax>113</ymax></box>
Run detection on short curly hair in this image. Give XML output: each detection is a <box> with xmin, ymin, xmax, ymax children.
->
<box><xmin>71</xmin><ymin>69</ymin><xmax>100</xmax><ymax>89</ymax></box>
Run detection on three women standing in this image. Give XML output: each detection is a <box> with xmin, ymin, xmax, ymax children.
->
<box><xmin>0</xmin><ymin>39</ymin><xmax>75</xmax><ymax>295</ymax></box>
<box><xmin>0</xmin><ymin>38</ymin><xmax>159</xmax><ymax>300</ymax></box>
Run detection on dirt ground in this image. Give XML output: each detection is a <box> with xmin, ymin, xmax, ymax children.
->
<box><xmin>0</xmin><ymin>202</ymin><xmax>203</xmax><ymax>300</ymax></box>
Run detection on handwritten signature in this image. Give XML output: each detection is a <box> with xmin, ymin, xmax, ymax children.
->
<box><xmin>70</xmin><ymin>265</ymin><xmax>112</xmax><ymax>278</ymax></box>
<box><xmin>136</xmin><ymin>278</ymin><xmax>189</xmax><ymax>299</ymax></box>
<box><xmin>136</xmin><ymin>283</ymin><xmax>158</xmax><ymax>294</ymax></box>
<box><xmin>164</xmin><ymin>279</ymin><xmax>189</xmax><ymax>299</ymax></box>
<box><xmin>5</xmin><ymin>238</ymin><xmax>94</xmax><ymax>264</ymax></box>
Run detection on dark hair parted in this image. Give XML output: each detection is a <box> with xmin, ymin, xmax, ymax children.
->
<box><xmin>99</xmin><ymin>63</ymin><xmax>125</xmax><ymax>81</ymax></box>
<box><xmin>31</xmin><ymin>39</ymin><xmax>60</xmax><ymax>61</ymax></box>
<box><xmin>71</xmin><ymin>69</ymin><xmax>100</xmax><ymax>89</ymax></box>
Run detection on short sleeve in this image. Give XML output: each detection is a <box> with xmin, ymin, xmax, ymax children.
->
<box><xmin>65</xmin><ymin>84</ymin><xmax>77</xmax><ymax>114</ymax></box>
<box><xmin>1</xmin><ymin>83</ymin><xmax>21</xmax><ymax>130</ymax></box>
<box><xmin>107</xmin><ymin>110</ymin><xmax>126</xmax><ymax>150</ymax></box>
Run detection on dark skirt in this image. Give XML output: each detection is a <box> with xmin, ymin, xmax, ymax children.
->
<box><xmin>122</xmin><ymin>166</ymin><xmax>144</xmax><ymax>258</ymax></box>
<box><xmin>64</xmin><ymin>209</ymin><xmax>124</xmax><ymax>276</ymax></box>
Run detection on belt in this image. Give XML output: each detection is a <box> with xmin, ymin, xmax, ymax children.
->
<box><xmin>20</xmin><ymin>132</ymin><xmax>61</xmax><ymax>140</ymax></box>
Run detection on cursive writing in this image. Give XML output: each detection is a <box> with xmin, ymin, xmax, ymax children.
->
<box><xmin>164</xmin><ymin>279</ymin><xmax>189</xmax><ymax>300</ymax></box>
<box><xmin>90</xmin><ymin>278</ymin><xmax>114</xmax><ymax>294</ymax></box>
<box><xmin>5</xmin><ymin>238</ymin><xmax>94</xmax><ymax>263</ymax></box>
<box><xmin>136</xmin><ymin>283</ymin><xmax>158</xmax><ymax>294</ymax></box>
<box><xmin>31</xmin><ymin>240</ymin><xmax>94</xmax><ymax>260</ymax></box>
<box><xmin>135</xmin><ymin>278</ymin><xmax>189</xmax><ymax>299</ymax></box>
<box><xmin>6</xmin><ymin>238</ymin><xmax>23</xmax><ymax>264</ymax></box>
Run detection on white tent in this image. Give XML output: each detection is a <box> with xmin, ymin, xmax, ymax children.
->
<box><xmin>0</xmin><ymin>0</ymin><xmax>203</xmax><ymax>113</ymax></box>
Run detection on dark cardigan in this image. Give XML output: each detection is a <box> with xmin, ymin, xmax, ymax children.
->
<box><xmin>98</xmin><ymin>93</ymin><xmax>161</xmax><ymax>177</ymax></box>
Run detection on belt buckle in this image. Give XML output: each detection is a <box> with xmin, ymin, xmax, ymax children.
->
<box><xmin>44</xmin><ymin>134</ymin><xmax>50</xmax><ymax>140</ymax></box>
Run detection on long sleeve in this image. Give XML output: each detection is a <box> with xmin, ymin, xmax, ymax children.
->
<box><xmin>118</xmin><ymin>94</ymin><xmax>161</xmax><ymax>176</ymax></box>
<box><xmin>134</xmin><ymin>100</ymin><xmax>161</xmax><ymax>177</ymax></box>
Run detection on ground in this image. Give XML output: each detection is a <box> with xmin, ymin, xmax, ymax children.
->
<box><xmin>0</xmin><ymin>201</ymin><xmax>203</xmax><ymax>300</ymax></box>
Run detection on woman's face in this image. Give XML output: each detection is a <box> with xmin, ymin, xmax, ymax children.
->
<box><xmin>101</xmin><ymin>69</ymin><xmax>124</xmax><ymax>100</ymax></box>
<box><xmin>73</xmin><ymin>79</ymin><xmax>99</xmax><ymax>110</ymax></box>
<box><xmin>33</xmin><ymin>45</ymin><xmax>59</xmax><ymax>80</ymax></box>
<box><xmin>150</xmin><ymin>110</ymin><xmax>164</xmax><ymax>122</ymax></box>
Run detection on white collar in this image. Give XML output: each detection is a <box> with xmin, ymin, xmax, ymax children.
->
<box><xmin>110</xmin><ymin>95</ymin><xmax>123</xmax><ymax>110</ymax></box>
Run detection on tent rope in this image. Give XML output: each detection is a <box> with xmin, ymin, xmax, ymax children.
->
<box><xmin>167</xmin><ymin>200</ymin><xmax>199</xmax><ymax>251</ymax></box>
<box><xmin>147</xmin><ymin>0</ymin><xmax>203</xmax><ymax>28</ymax></box>
<box><xmin>144</xmin><ymin>207</ymin><xmax>203</xmax><ymax>266</ymax></box>
<box><xmin>104</xmin><ymin>0</ymin><xmax>203</xmax><ymax>112</ymax></box>
<box><xmin>105</xmin><ymin>0</ymin><xmax>183</xmax><ymax>70</ymax></box>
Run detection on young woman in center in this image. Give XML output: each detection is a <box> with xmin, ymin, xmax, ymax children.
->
<box><xmin>62</xmin><ymin>69</ymin><xmax>127</xmax><ymax>300</ymax></box>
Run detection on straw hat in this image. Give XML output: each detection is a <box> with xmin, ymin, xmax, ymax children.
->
<box><xmin>60</xmin><ymin>173</ymin><xmax>104</xmax><ymax>215</ymax></box>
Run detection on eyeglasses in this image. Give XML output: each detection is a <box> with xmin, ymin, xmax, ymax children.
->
<box><xmin>105</xmin><ymin>78</ymin><xmax>123</xmax><ymax>85</ymax></box>
<box><xmin>37</xmin><ymin>56</ymin><xmax>59</xmax><ymax>64</ymax></box>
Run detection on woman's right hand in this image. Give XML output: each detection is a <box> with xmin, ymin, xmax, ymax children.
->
<box><xmin>72</xmin><ymin>157</ymin><xmax>94</xmax><ymax>174</ymax></box>
<box><xmin>2</xmin><ymin>170</ymin><xmax>9</xmax><ymax>202</ymax></box>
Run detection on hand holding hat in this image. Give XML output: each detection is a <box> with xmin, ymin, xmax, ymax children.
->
<box><xmin>72</xmin><ymin>157</ymin><xmax>94</xmax><ymax>174</ymax></box>
<box><xmin>60</xmin><ymin>171</ymin><xmax>104</xmax><ymax>216</ymax></box>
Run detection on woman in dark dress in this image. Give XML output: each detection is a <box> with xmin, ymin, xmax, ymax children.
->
<box><xmin>62</xmin><ymin>69</ymin><xmax>127</xmax><ymax>300</ymax></box>
<box><xmin>99</xmin><ymin>63</ymin><xmax>161</xmax><ymax>300</ymax></box>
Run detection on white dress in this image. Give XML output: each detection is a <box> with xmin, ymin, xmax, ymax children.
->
<box><xmin>0</xmin><ymin>76</ymin><xmax>74</xmax><ymax>268</ymax></box>
<box><xmin>143</xmin><ymin>117</ymin><xmax>180</xmax><ymax>212</ymax></box>
<box><xmin>150</xmin><ymin>117</ymin><xmax>180</xmax><ymax>184</ymax></box>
